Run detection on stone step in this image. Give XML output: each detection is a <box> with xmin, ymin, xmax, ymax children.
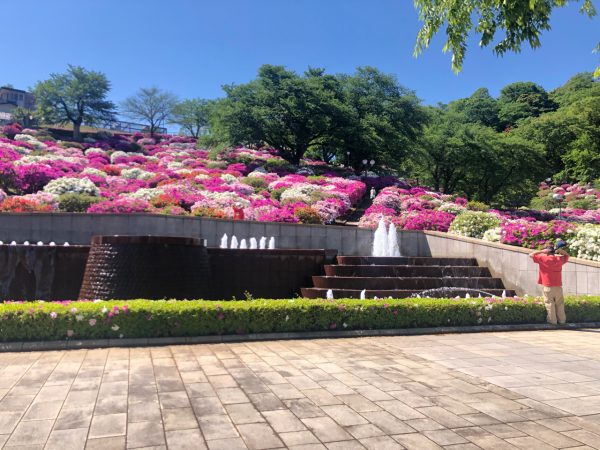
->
<box><xmin>324</xmin><ymin>265</ymin><xmax>491</xmax><ymax>278</ymax></box>
<box><xmin>301</xmin><ymin>288</ymin><xmax>517</xmax><ymax>299</ymax></box>
<box><xmin>312</xmin><ymin>276</ymin><xmax>505</xmax><ymax>290</ymax></box>
<box><xmin>337</xmin><ymin>256</ymin><xmax>479</xmax><ymax>267</ymax></box>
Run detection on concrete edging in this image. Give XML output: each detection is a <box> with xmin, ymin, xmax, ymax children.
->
<box><xmin>2</xmin><ymin>322</ymin><xmax>599</xmax><ymax>352</ymax></box>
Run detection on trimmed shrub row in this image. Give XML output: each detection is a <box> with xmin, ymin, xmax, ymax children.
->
<box><xmin>0</xmin><ymin>297</ymin><xmax>599</xmax><ymax>342</ymax></box>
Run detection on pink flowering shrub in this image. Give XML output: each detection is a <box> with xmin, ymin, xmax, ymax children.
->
<box><xmin>398</xmin><ymin>210</ymin><xmax>455</xmax><ymax>232</ymax></box>
<box><xmin>500</xmin><ymin>220</ymin><xmax>577</xmax><ymax>249</ymax></box>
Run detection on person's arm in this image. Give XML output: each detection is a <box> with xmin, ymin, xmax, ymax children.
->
<box><xmin>556</xmin><ymin>248</ymin><xmax>570</xmax><ymax>264</ymax></box>
<box><xmin>529</xmin><ymin>248</ymin><xmax>548</xmax><ymax>259</ymax></box>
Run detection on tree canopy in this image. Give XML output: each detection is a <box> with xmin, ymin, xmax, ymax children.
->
<box><xmin>413</xmin><ymin>0</ymin><xmax>597</xmax><ymax>73</ymax></box>
<box><xmin>171</xmin><ymin>98</ymin><xmax>213</xmax><ymax>138</ymax></box>
<box><xmin>33</xmin><ymin>65</ymin><xmax>116</xmax><ymax>140</ymax></box>
<box><xmin>121</xmin><ymin>87</ymin><xmax>178</xmax><ymax>136</ymax></box>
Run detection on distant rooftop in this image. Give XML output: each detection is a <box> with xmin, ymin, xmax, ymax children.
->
<box><xmin>0</xmin><ymin>86</ymin><xmax>29</xmax><ymax>94</ymax></box>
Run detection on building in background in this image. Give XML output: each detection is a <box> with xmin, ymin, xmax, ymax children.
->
<box><xmin>0</xmin><ymin>87</ymin><xmax>35</xmax><ymax>114</ymax></box>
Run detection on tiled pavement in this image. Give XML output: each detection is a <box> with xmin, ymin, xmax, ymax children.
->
<box><xmin>3</xmin><ymin>331</ymin><xmax>600</xmax><ymax>449</ymax></box>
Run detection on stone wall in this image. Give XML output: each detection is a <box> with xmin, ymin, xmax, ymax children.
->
<box><xmin>422</xmin><ymin>231</ymin><xmax>600</xmax><ymax>297</ymax></box>
<box><xmin>0</xmin><ymin>213</ymin><xmax>374</xmax><ymax>256</ymax></box>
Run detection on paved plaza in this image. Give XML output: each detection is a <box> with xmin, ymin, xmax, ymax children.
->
<box><xmin>2</xmin><ymin>331</ymin><xmax>600</xmax><ymax>449</ymax></box>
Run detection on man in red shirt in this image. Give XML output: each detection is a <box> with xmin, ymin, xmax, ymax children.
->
<box><xmin>529</xmin><ymin>240</ymin><xmax>569</xmax><ymax>324</ymax></box>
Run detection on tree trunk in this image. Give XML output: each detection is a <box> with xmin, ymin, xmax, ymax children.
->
<box><xmin>73</xmin><ymin>121</ymin><xmax>82</xmax><ymax>141</ymax></box>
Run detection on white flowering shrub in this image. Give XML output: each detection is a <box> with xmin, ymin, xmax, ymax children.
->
<box><xmin>121</xmin><ymin>168</ymin><xmax>154</xmax><ymax>180</ymax></box>
<box><xmin>220</xmin><ymin>173</ymin><xmax>238</xmax><ymax>184</ymax></box>
<box><xmin>567</xmin><ymin>224</ymin><xmax>600</xmax><ymax>261</ymax></box>
<box><xmin>438</xmin><ymin>202</ymin><xmax>466</xmax><ymax>215</ymax></box>
<box><xmin>14</xmin><ymin>154</ymin><xmax>82</xmax><ymax>166</ymax></box>
<box><xmin>449</xmin><ymin>211</ymin><xmax>501</xmax><ymax>239</ymax></box>
<box><xmin>483</xmin><ymin>226</ymin><xmax>502</xmax><ymax>242</ymax></box>
<box><xmin>43</xmin><ymin>177</ymin><xmax>100</xmax><ymax>196</ymax></box>
<box><xmin>85</xmin><ymin>147</ymin><xmax>106</xmax><ymax>157</ymax></box>
<box><xmin>109</xmin><ymin>151</ymin><xmax>128</xmax><ymax>163</ymax></box>
<box><xmin>280</xmin><ymin>184</ymin><xmax>322</xmax><ymax>204</ymax></box>
<box><xmin>82</xmin><ymin>168</ymin><xmax>107</xmax><ymax>178</ymax></box>
<box><xmin>14</xmin><ymin>134</ymin><xmax>47</xmax><ymax>150</ymax></box>
<box><xmin>127</xmin><ymin>188</ymin><xmax>164</xmax><ymax>201</ymax></box>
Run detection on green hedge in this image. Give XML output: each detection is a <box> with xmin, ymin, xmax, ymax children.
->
<box><xmin>0</xmin><ymin>296</ymin><xmax>599</xmax><ymax>342</ymax></box>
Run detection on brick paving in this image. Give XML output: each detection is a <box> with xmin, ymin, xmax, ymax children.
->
<box><xmin>2</xmin><ymin>330</ymin><xmax>600</xmax><ymax>449</ymax></box>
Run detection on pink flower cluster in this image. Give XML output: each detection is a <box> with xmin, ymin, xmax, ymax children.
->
<box><xmin>0</xmin><ymin>133</ymin><xmax>366</xmax><ymax>224</ymax></box>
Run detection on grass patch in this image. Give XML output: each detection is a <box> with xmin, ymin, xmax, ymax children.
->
<box><xmin>0</xmin><ymin>297</ymin><xmax>599</xmax><ymax>342</ymax></box>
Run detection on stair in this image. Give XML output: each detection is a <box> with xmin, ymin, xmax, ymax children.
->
<box><xmin>301</xmin><ymin>256</ymin><xmax>516</xmax><ymax>299</ymax></box>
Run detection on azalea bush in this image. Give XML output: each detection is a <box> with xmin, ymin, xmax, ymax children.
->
<box><xmin>568</xmin><ymin>224</ymin><xmax>600</xmax><ymax>262</ymax></box>
<box><xmin>449</xmin><ymin>211</ymin><xmax>501</xmax><ymax>239</ymax></box>
<box><xmin>500</xmin><ymin>220</ymin><xmax>577</xmax><ymax>250</ymax></box>
<box><xmin>0</xmin><ymin>132</ymin><xmax>366</xmax><ymax>224</ymax></box>
<box><xmin>1</xmin><ymin>296</ymin><xmax>598</xmax><ymax>341</ymax></box>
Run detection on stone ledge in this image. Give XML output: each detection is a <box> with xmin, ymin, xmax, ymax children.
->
<box><xmin>423</xmin><ymin>230</ymin><xmax>600</xmax><ymax>269</ymax></box>
<box><xmin>1</xmin><ymin>322</ymin><xmax>599</xmax><ymax>352</ymax></box>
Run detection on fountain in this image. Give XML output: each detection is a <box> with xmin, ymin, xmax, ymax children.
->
<box><xmin>371</xmin><ymin>218</ymin><xmax>388</xmax><ymax>257</ymax></box>
<box><xmin>230</xmin><ymin>236</ymin><xmax>239</xmax><ymax>249</ymax></box>
<box><xmin>259</xmin><ymin>237</ymin><xmax>266</xmax><ymax>249</ymax></box>
<box><xmin>411</xmin><ymin>287</ymin><xmax>497</xmax><ymax>298</ymax></box>
<box><xmin>387</xmin><ymin>222</ymin><xmax>400</xmax><ymax>257</ymax></box>
<box><xmin>37</xmin><ymin>241</ymin><xmax>43</xmax><ymax>246</ymax></box>
<box><xmin>326</xmin><ymin>289</ymin><xmax>334</xmax><ymax>299</ymax></box>
<box><xmin>268</xmin><ymin>237</ymin><xmax>275</xmax><ymax>249</ymax></box>
<box><xmin>240</xmin><ymin>239</ymin><xmax>248</xmax><ymax>249</ymax></box>
<box><xmin>220</xmin><ymin>233</ymin><xmax>228</xmax><ymax>249</ymax></box>
<box><xmin>360</xmin><ymin>289</ymin><xmax>366</xmax><ymax>300</ymax></box>
<box><xmin>49</xmin><ymin>242</ymin><xmax>56</xmax><ymax>246</ymax></box>
<box><xmin>250</xmin><ymin>237</ymin><xmax>257</xmax><ymax>249</ymax></box>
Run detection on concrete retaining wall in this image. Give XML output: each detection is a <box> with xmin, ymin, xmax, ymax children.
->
<box><xmin>0</xmin><ymin>213</ymin><xmax>374</xmax><ymax>256</ymax></box>
<box><xmin>0</xmin><ymin>214</ymin><xmax>598</xmax><ymax>297</ymax></box>
<box><xmin>422</xmin><ymin>231</ymin><xmax>600</xmax><ymax>297</ymax></box>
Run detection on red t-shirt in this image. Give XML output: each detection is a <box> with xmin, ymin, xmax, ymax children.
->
<box><xmin>532</xmin><ymin>253</ymin><xmax>569</xmax><ymax>287</ymax></box>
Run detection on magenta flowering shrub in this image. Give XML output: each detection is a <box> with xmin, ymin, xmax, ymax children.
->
<box><xmin>500</xmin><ymin>219</ymin><xmax>577</xmax><ymax>249</ymax></box>
<box><xmin>398</xmin><ymin>210</ymin><xmax>455</xmax><ymax>232</ymax></box>
<box><xmin>87</xmin><ymin>198</ymin><xmax>154</xmax><ymax>214</ymax></box>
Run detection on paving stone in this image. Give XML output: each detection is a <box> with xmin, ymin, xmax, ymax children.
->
<box><xmin>248</xmin><ymin>392</ymin><xmax>285</xmax><ymax>411</ymax></box>
<box><xmin>346</xmin><ymin>424</ymin><xmax>386</xmax><ymax>439</ymax></box>
<box><xmin>5</xmin><ymin>419</ymin><xmax>53</xmax><ymax>446</ymax></box>
<box><xmin>263</xmin><ymin>409</ymin><xmax>306</xmax><ymax>432</ymax></box>
<box><xmin>198</xmin><ymin>414</ymin><xmax>239</xmax><ymax>440</ymax></box>
<box><xmin>162</xmin><ymin>407</ymin><xmax>199</xmax><ymax>431</ymax></box>
<box><xmin>127</xmin><ymin>421</ymin><xmax>166</xmax><ymax>448</ymax></box>
<box><xmin>283</xmin><ymin>398</ymin><xmax>323</xmax><ymax>418</ymax></box>
<box><xmin>206</xmin><ymin>437</ymin><xmax>248</xmax><ymax>450</ymax></box>
<box><xmin>216</xmin><ymin>387</ymin><xmax>249</xmax><ymax>404</ymax></box>
<box><xmin>279</xmin><ymin>431</ymin><xmax>320</xmax><ymax>446</ymax></box>
<box><xmin>85</xmin><ymin>436</ymin><xmax>126</xmax><ymax>450</ymax></box>
<box><xmin>325</xmin><ymin>440</ymin><xmax>366</xmax><ymax>449</ymax></box>
<box><xmin>128</xmin><ymin>401</ymin><xmax>162</xmax><ymax>423</ymax></box>
<box><xmin>302</xmin><ymin>416</ymin><xmax>353</xmax><ymax>442</ymax></box>
<box><xmin>359</xmin><ymin>435</ymin><xmax>403</xmax><ymax>450</ymax></box>
<box><xmin>361</xmin><ymin>410</ymin><xmax>416</xmax><ymax>434</ymax></box>
<box><xmin>0</xmin><ymin>412</ymin><xmax>22</xmax><ymax>434</ymax></box>
<box><xmin>165</xmin><ymin>429</ymin><xmax>207</xmax><ymax>450</ymax></box>
<box><xmin>54</xmin><ymin>407</ymin><xmax>94</xmax><ymax>430</ymax></box>
<box><xmin>191</xmin><ymin>396</ymin><xmax>226</xmax><ymax>416</ymax></box>
<box><xmin>89</xmin><ymin>413</ymin><xmax>127</xmax><ymax>439</ymax></box>
<box><xmin>236</xmin><ymin>423</ymin><xmax>283</xmax><ymax>449</ymax></box>
<box><xmin>393</xmin><ymin>432</ymin><xmax>443</xmax><ymax>450</ymax></box>
<box><xmin>226</xmin><ymin>403</ymin><xmax>264</xmax><ymax>424</ymax></box>
<box><xmin>45</xmin><ymin>428</ymin><xmax>88</xmax><ymax>450</ymax></box>
<box><xmin>159</xmin><ymin>391</ymin><xmax>190</xmax><ymax>409</ymax></box>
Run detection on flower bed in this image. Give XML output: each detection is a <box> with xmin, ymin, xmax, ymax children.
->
<box><xmin>360</xmin><ymin>184</ymin><xmax>600</xmax><ymax>261</ymax></box>
<box><xmin>0</xmin><ymin>132</ymin><xmax>365</xmax><ymax>224</ymax></box>
<box><xmin>0</xmin><ymin>296</ymin><xmax>598</xmax><ymax>341</ymax></box>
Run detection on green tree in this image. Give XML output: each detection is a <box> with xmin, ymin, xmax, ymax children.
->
<box><xmin>121</xmin><ymin>87</ymin><xmax>178</xmax><ymax>136</ymax></box>
<box><xmin>497</xmin><ymin>82</ymin><xmax>557</xmax><ymax>128</ymax></box>
<box><xmin>171</xmin><ymin>98</ymin><xmax>213</xmax><ymax>138</ymax></box>
<box><xmin>336</xmin><ymin>67</ymin><xmax>428</xmax><ymax>171</ymax></box>
<box><xmin>216</xmin><ymin>65</ymin><xmax>349</xmax><ymax>164</ymax></box>
<box><xmin>9</xmin><ymin>107</ymin><xmax>37</xmax><ymax>128</ymax></box>
<box><xmin>413</xmin><ymin>0</ymin><xmax>597</xmax><ymax>73</ymax></box>
<box><xmin>33</xmin><ymin>65</ymin><xmax>116</xmax><ymax>140</ymax></box>
<box><xmin>449</xmin><ymin>88</ymin><xmax>500</xmax><ymax>129</ymax></box>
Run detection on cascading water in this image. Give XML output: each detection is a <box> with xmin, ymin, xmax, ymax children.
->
<box><xmin>371</xmin><ymin>218</ymin><xmax>388</xmax><ymax>257</ymax></box>
<box><xmin>387</xmin><ymin>222</ymin><xmax>401</xmax><ymax>257</ymax></box>
<box><xmin>220</xmin><ymin>233</ymin><xmax>228</xmax><ymax>249</ymax></box>
<box><xmin>230</xmin><ymin>236</ymin><xmax>239</xmax><ymax>249</ymax></box>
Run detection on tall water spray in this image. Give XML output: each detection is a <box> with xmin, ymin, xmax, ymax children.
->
<box><xmin>360</xmin><ymin>289</ymin><xmax>366</xmax><ymax>300</ymax></box>
<box><xmin>240</xmin><ymin>239</ymin><xmax>248</xmax><ymax>249</ymax></box>
<box><xmin>326</xmin><ymin>289</ymin><xmax>334</xmax><ymax>299</ymax></box>
<box><xmin>220</xmin><ymin>233</ymin><xmax>228</xmax><ymax>249</ymax></box>
<box><xmin>230</xmin><ymin>236</ymin><xmax>239</xmax><ymax>249</ymax></box>
<box><xmin>259</xmin><ymin>237</ymin><xmax>267</xmax><ymax>249</ymax></box>
<box><xmin>268</xmin><ymin>237</ymin><xmax>275</xmax><ymax>249</ymax></box>
<box><xmin>249</xmin><ymin>237</ymin><xmax>258</xmax><ymax>249</ymax></box>
<box><xmin>387</xmin><ymin>222</ymin><xmax>401</xmax><ymax>257</ymax></box>
<box><xmin>372</xmin><ymin>218</ymin><xmax>388</xmax><ymax>257</ymax></box>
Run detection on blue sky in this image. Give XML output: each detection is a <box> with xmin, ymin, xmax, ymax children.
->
<box><xmin>1</xmin><ymin>0</ymin><xmax>597</xmax><ymax>106</ymax></box>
